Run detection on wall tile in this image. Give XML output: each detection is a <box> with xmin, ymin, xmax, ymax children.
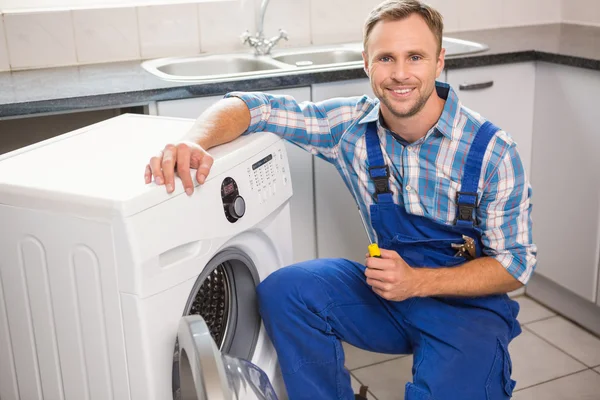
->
<box><xmin>0</xmin><ymin>15</ymin><xmax>10</xmax><ymax>71</ymax></box>
<box><xmin>4</xmin><ymin>10</ymin><xmax>76</xmax><ymax>69</ymax></box>
<box><xmin>534</xmin><ymin>0</ymin><xmax>562</xmax><ymax>24</ymax></box>
<box><xmin>138</xmin><ymin>3</ymin><xmax>199</xmax><ymax>59</ymax></box>
<box><xmin>259</xmin><ymin>0</ymin><xmax>311</xmax><ymax>49</ymax></box>
<box><xmin>198</xmin><ymin>0</ymin><xmax>255</xmax><ymax>53</ymax></box>
<box><xmin>562</xmin><ymin>0</ymin><xmax>600</xmax><ymax>25</ymax></box>
<box><xmin>73</xmin><ymin>7</ymin><xmax>140</xmax><ymax>64</ymax></box>
<box><xmin>310</xmin><ymin>0</ymin><xmax>379</xmax><ymax>45</ymax></box>
<box><xmin>503</xmin><ymin>0</ymin><xmax>561</xmax><ymax>27</ymax></box>
<box><xmin>426</xmin><ymin>0</ymin><xmax>460</xmax><ymax>32</ymax></box>
<box><xmin>456</xmin><ymin>0</ymin><xmax>503</xmax><ymax>31</ymax></box>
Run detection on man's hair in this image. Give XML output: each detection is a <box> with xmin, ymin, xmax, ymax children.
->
<box><xmin>363</xmin><ymin>0</ymin><xmax>444</xmax><ymax>55</ymax></box>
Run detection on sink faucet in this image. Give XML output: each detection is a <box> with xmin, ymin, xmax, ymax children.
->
<box><xmin>241</xmin><ymin>0</ymin><xmax>288</xmax><ymax>56</ymax></box>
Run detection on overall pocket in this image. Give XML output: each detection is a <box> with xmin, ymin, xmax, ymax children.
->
<box><xmin>485</xmin><ymin>339</ymin><xmax>516</xmax><ymax>400</ymax></box>
<box><xmin>389</xmin><ymin>235</ymin><xmax>466</xmax><ymax>267</ymax></box>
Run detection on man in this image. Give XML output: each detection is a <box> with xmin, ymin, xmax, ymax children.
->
<box><xmin>145</xmin><ymin>1</ymin><xmax>536</xmax><ymax>399</ymax></box>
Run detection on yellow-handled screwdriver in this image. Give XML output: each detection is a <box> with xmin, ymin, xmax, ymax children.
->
<box><xmin>356</xmin><ymin>206</ymin><xmax>381</xmax><ymax>258</ymax></box>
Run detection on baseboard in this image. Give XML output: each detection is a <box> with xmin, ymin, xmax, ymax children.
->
<box><xmin>508</xmin><ymin>287</ymin><xmax>525</xmax><ymax>298</ymax></box>
<box><xmin>526</xmin><ymin>273</ymin><xmax>600</xmax><ymax>337</ymax></box>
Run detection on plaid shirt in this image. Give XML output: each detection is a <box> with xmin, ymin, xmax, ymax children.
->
<box><xmin>226</xmin><ymin>81</ymin><xmax>537</xmax><ymax>284</ymax></box>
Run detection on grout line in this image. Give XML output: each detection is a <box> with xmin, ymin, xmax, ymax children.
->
<box><xmin>350</xmin><ymin>371</ymin><xmax>379</xmax><ymax>400</ymax></box>
<box><xmin>349</xmin><ymin>354</ymin><xmax>409</xmax><ymax>372</ymax></box>
<box><xmin>522</xmin><ymin>325</ymin><xmax>592</xmax><ymax>368</ymax></box>
<box><xmin>521</xmin><ymin>314</ymin><xmax>557</xmax><ymax>326</ymax></box>
<box><xmin>522</xmin><ymin>297</ymin><xmax>600</xmax><ymax>340</ymax></box>
<box><xmin>513</xmin><ymin>369</ymin><xmax>590</xmax><ymax>392</ymax></box>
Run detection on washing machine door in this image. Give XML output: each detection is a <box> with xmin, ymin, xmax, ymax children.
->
<box><xmin>177</xmin><ymin>316</ymin><xmax>279</xmax><ymax>400</ymax></box>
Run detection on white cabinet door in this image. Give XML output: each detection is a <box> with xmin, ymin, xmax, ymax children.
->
<box><xmin>312</xmin><ymin>79</ymin><xmax>373</xmax><ymax>263</ymax></box>
<box><xmin>446</xmin><ymin>62</ymin><xmax>535</xmax><ymax>175</ymax></box>
<box><xmin>155</xmin><ymin>87</ymin><xmax>317</xmax><ymax>264</ymax></box>
<box><xmin>531</xmin><ymin>63</ymin><xmax>600</xmax><ymax>303</ymax></box>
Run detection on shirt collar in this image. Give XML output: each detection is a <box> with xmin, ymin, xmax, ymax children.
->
<box><xmin>358</xmin><ymin>81</ymin><xmax>460</xmax><ymax>141</ymax></box>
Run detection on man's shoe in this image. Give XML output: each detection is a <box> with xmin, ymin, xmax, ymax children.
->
<box><xmin>354</xmin><ymin>385</ymin><xmax>368</xmax><ymax>399</ymax></box>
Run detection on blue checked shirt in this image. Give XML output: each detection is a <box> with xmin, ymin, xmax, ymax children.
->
<box><xmin>225</xmin><ymin>81</ymin><xmax>537</xmax><ymax>284</ymax></box>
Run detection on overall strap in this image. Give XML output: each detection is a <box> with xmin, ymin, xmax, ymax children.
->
<box><xmin>365</xmin><ymin>122</ymin><xmax>393</xmax><ymax>203</ymax></box>
<box><xmin>456</xmin><ymin>121</ymin><xmax>500</xmax><ymax>228</ymax></box>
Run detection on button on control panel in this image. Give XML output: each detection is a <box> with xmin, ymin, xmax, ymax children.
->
<box><xmin>247</xmin><ymin>148</ymin><xmax>288</xmax><ymax>204</ymax></box>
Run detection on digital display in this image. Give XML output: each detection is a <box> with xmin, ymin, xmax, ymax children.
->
<box><xmin>223</xmin><ymin>182</ymin><xmax>235</xmax><ymax>196</ymax></box>
<box><xmin>252</xmin><ymin>154</ymin><xmax>273</xmax><ymax>170</ymax></box>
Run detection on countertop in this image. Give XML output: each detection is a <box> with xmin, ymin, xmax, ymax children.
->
<box><xmin>1</xmin><ymin>23</ymin><xmax>599</xmax><ymax>119</ymax></box>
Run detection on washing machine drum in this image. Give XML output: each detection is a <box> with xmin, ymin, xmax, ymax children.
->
<box><xmin>173</xmin><ymin>249</ymin><xmax>262</xmax><ymax>399</ymax></box>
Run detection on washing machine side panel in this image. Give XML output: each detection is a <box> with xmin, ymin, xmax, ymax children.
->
<box><xmin>0</xmin><ymin>256</ymin><xmax>21</xmax><ymax>400</ymax></box>
<box><xmin>0</xmin><ymin>205</ymin><xmax>130</xmax><ymax>400</ymax></box>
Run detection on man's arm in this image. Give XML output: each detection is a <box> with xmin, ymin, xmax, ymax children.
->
<box><xmin>145</xmin><ymin>97</ymin><xmax>251</xmax><ymax>194</ymax></box>
<box><xmin>365</xmin><ymin>251</ymin><xmax>522</xmax><ymax>301</ymax></box>
<box><xmin>414</xmin><ymin>256</ymin><xmax>523</xmax><ymax>297</ymax></box>
<box><xmin>146</xmin><ymin>92</ymin><xmax>371</xmax><ymax>194</ymax></box>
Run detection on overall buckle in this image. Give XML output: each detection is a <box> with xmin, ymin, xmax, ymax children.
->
<box><xmin>368</xmin><ymin>165</ymin><xmax>391</xmax><ymax>197</ymax></box>
<box><xmin>456</xmin><ymin>191</ymin><xmax>478</xmax><ymax>223</ymax></box>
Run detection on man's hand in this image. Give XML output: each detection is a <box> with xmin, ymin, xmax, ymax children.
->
<box><xmin>144</xmin><ymin>141</ymin><xmax>214</xmax><ymax>195</ymax></box>
<box><xmin>364</xmin><ymin>249</ymin><xmax>422</xmax><ymax>302</ymax></box>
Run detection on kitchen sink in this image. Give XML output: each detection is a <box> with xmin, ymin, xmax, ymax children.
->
<box><xmin>442</xmin><ymin>37</ymin><xmax>488</xmax><ymax>56</ymax></box>
<box><xmin>141</xmin><ymin>37</ymin><xmax>488</xmax><ymax>83</ymax></box>
<box><xmin>271</xmin><ymin>48</ymin><xmax>364</xmax><ymax>67</ymax></box>
<box><xmin>142</xmin><ymin>54</ymin><xmax>286</xmax><ymax>82</ymax></box>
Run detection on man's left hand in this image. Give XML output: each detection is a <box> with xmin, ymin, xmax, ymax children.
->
<box><xmin>364</xmin><ymin>249</ymin><xmax>422</xmax><ymax>301</ymax></box>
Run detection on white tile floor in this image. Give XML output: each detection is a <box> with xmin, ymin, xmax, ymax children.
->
<box><xmin>344</xmin><ymin>295</ymin><xmax>600</xmax><ymax>400</ymax></box>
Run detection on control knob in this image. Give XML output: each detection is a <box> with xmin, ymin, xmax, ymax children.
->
<box><xmin>227</xmin><ymin>196</ymin><xmax>246</xmax><ymax>219</ymax></box>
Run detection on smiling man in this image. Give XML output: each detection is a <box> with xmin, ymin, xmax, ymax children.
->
<box><xmin>145</xmin><ymin>1</ymin><xmax>536</xmax><ymax>399</ymax></box>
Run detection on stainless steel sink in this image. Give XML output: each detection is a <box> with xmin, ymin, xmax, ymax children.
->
<box><xmin>271</xmin><ymin>48</ymin><xmax>364</xmax><ymax>67</ymax></box>
<box><xmin>141</xmin><ymin>37</ymin><xmax>488</xmax><ymax>83</ymax></box>
<box><xmin>142</xmin><ymin>54</ymin><xmax>286</xmax><ymax>82</ymax></box>
<box><xmin>443</xmin><ymin>37</ymin><xmax>488</xmax><ymax>56</ymax></box>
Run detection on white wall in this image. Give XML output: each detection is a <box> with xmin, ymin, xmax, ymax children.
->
<box><xmin>0</xmin><ymin>0</ymin><xmax>569</xmax><ymax>72</ymax></box>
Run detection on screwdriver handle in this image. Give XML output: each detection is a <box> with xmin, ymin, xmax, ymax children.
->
<box><xmin>368</xmin><ymin>243</ymin><xmax>381</xmax><ymax>258</ymax></box>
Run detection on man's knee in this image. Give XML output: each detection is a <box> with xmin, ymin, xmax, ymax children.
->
<box><xmin>257</xmin><ymin>260</ymin><xmax>343</xmax><ymax>316</ymax></box>
<box><xmin>257</xmin><ymin>264</ymin><xmax>317</xmax><ymax>312</ymax></box>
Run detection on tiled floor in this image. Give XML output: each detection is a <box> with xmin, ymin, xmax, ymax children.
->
<box><xmin>345</xmin><ymin>295</ymin><xmax>600</xmax><ymax>400</ymax></box>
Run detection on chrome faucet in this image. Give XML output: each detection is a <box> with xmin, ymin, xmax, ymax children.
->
<box><xmin>241</xmin><ymin>0</ymin><xmax>288</xmax><ymax>56</ymax></box>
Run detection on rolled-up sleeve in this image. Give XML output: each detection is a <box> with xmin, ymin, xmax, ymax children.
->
<box><xmin>479</xmin><ymin>144</ymin><xmax>537</xmax><ymax>284</ymax></box>
<box><xmin>224</xmin><ymin>91</ymin><xmax>371</xmax><ymax>163</ymax></box>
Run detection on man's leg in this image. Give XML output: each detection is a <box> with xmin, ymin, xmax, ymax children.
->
<box><xmin>401</xmin><ymin>297</ymin><xmax>519</xmax><ymax>400</ymax></box>
<box><xmin>257</xmin><ymin>258</ymin><xmax>413</xmax><ymax>400</ymax></box>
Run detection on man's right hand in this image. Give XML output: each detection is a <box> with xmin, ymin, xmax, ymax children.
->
<box><xmin>144</xmin><ymin>141</ymin><xmax>214</xmax><ymax>196</ymax></box>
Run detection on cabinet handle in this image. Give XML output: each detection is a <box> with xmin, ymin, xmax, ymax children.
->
<box><xmin>458</xmin><ymin>81</ymin><xmax>494</xmax><ymax>91</ymax></box>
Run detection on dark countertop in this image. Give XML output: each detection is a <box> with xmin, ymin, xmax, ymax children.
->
<box><xmin>1</xmin><ymin>23</ymin><xmax>599</xmax><ymax>119</ymax></box>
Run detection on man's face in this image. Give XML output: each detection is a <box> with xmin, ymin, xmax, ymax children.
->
<box><xmin>363</xmin><ymin>14</ymin><xmax>445</xmax><ymax>120</ymax></box>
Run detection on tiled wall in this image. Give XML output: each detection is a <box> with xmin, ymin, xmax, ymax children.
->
<box><xmin>0</xmin><ymin>0</ymin><xmax>572</xmax><ymax>72</ymax></box>
<box><xmin>562</xmin><ymin>0</ymin><xmax>600</xmax><ymax>25</ymax></box>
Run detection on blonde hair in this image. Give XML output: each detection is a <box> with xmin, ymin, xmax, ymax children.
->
<box><xmin>364</xmin><ymin>0</ymin><xmax>444</xmax><ymax>55</ymax></box>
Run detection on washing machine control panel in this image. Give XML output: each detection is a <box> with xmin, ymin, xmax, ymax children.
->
<box><xmin>246</xmin><ymin>148</ymin><xmax>288</xmax><ymax>205</ymax></box>
<box><xmin>221</xmin><ymin>177</ymin><xmax>246</xmax><ymax>223</ymax></box>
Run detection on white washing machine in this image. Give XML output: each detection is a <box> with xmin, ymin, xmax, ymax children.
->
<box><xmin>0</xmin><ymin>114</ymin><xmax>293</xmax><ymax>400</ymax></box>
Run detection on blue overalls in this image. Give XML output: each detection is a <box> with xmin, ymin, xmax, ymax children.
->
<box><xmin>257</xmin><ymin>121</ymin><xmax>522</xmax><ymax>400</ymax></box>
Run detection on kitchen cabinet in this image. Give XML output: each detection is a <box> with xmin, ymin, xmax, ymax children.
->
<box><xmin>312</xmin><ymin>78</ymin><xmax>375</xmax><ymax>263</ymax></box>
<box><xmin>153</xmin><ymin>87</ymin><xmax>317</xmax><ymax>265</ymax></box>
<box><xmin>529</xmin><ymin>62</ymin><xmax>600</xmax><ymax>304</ymax></box>
<box><xmin>446</xmin><ymin>62</ymin><xmax>535</xmax><ymax>175</ymax></box>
